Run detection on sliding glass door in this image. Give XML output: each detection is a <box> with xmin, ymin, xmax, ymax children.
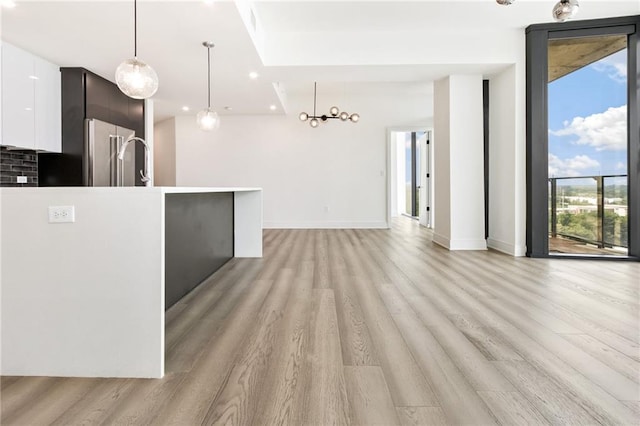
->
<box><xmin>527</xmin><ymin>16</ymin><xmax>639</xmax><ymax>258</ymax></box>
<box><xmin>548</xmin><ymin>36</ymin><xmax>628</xmax><ymax>256</ymax></box>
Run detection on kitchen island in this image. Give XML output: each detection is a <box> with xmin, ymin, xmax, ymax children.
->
<box><xmin>0</xmin><ymin>187</ymin><xmax>262</xmax><ymax>379</ymax></box>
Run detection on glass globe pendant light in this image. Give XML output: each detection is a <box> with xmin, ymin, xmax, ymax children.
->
<box><xmin>197</xmin><ymin>42</ymin><xmax>220</xmax><ymax>131</ymax></box>
<box><xmin>115</xmin><ymin>0</ymin><xmax>158</xmax><ymax>99</ymax></box>
<box><xmin>552</xmin><ymin>0</ymin><xmax>579</xmax><ymax>22</ymax></box>
<box><xmin>495</xmin><ymin>0</ymin><xmax>515</xmax><ymax>5</ymax></box>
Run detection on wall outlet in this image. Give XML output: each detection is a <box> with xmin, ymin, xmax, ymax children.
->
<box><xmin>17</xmin><ymin>176</ymin><xmax>28</xmax><ymax>184</ymax></box>
<box><xmin>48</xmin><ymin>206</ymin><xmax>75</xmax><ymax>223</ymax></box>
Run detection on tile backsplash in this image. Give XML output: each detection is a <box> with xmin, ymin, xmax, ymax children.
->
<box><xmin>0</xmin><ymin>146</ymin><xmax>38</xmax><ymax>187</ymax></box>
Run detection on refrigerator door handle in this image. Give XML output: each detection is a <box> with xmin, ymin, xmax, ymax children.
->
<box><xmin>84</xmin><ymin>119</ymin><xmax>94</xmax><ymax>186</ymax></box>
<box><xmin>110</xmin><ymin>135</ymin><xmax>119</xmax><ymax>187</ymax></box>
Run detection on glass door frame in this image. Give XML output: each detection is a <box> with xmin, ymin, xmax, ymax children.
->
<box><xmin>526</xmin><ymin>15</ymin><xmax>640</xmax><ymax>259</ymax></box>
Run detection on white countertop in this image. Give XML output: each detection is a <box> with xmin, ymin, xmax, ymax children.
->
<box><xmin>0</xmin><ymin>186</ymin><xmax>262</xmax><ymax>194</ymax></box>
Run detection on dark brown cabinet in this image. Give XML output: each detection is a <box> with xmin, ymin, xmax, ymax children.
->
<box><xmin>85</xmin><ymin>72</ymin><xmax>141</xmax><ymax>130</ymax></box>
<box><xmin>39</xmin><ymin>68</ymin><xmax>145</xmax><ymax>186</ymax></box>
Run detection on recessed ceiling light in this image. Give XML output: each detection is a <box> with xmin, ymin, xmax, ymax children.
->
<box><xmin>249</xmin><ymin>72</ymin><xmax>259</xmax><ymax>80</ymax></box>
<box><xmin>25</xmin><ymin>107</ymin><xmax>32</xmax><ymax>111</ymax></box>
<box><xmin>1</xmin><ymin>0</ymin><xmax>16</xmax><ymax>8</ymax></box>
<box><xmin>181</xmin><ymin>106</ymin><xmax>190</xmax><ymax>112</ymax></box>
<box><xmin>269</xmin><ymin>105</ymin><xmax>277</xmax><ymax>111</ymax></box>
<box><xmin>29</xmin><ymin>75</ymin><xmax>39</xmax><ymax>80</ymax></box>
<box><xmin>224</xmin><ymin>106</ymin><xmax>233</xmax><ymax>111</ymax></box>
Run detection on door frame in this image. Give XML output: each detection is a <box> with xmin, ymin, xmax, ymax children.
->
<box><xmin>525</xmin><ymin>15</ymin><xmax>640</xmax><ymax>259</ymax></box>
<box><xmin>386</xmin><ymin>127</ymin><xmax>432</xmax><ymax>228</ymax></box>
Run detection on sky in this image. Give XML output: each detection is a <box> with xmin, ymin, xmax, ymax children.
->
<box><xmin>548</xmin><ymin>48</ymin><xmax>628</xmax><ymax>185</ymax></box>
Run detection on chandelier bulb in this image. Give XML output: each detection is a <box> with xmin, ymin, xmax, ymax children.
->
<box><xmin>339</xmin><ymin>111</ymin><xmax>349</xmax><ymax>121</ymax></box>
<box><xmin>349</xmin><ymin>113</ymin><xmax>360</xmax><ymax>123</ymax></box>
<box><xmin>329</xmin><ymin>106</ymin><xmax>339</xmax><ymax>116</ymax></box>
<box><xmin>299</xmin><ymin>112</ymin><xmax>309</xmax><ymax>121</ymax></box>
<box><xmin>552</xmin><ymin>0</ymin><xmax>579</xmax><ymax>22</ymax></box>
<box><xmin>496</xmin><ymin>0</ymin><xmax>515</xmax><ymax>4</ymax></box>
<box><xmin>310</xmin><ymin>118</ymin><xmax>319</xmax><ymax>128</ymax></box>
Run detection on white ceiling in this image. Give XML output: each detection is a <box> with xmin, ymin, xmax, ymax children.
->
<box><xmin>2</xmin><ymin>0</ymin><xmax>639</xmax><ymax>122</ymax></box>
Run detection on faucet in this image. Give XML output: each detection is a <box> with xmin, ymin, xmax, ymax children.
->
<box><xmin>117</xmin><ymin>136</ymin><xmax>151</xmax><ymax>186</ymax></box>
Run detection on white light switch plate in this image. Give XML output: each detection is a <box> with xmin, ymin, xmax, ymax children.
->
<box><xmin>48</xmin><ymin>206</ymin><xmax>75</xmax><ymax>223</ymax></box>
<box><xmin>17</xmin><ymin>176</ymin><xmax>28</xmax><ymax>183</ymax></box>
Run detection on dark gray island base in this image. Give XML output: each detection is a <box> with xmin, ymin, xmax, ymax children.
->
<box><xmin>165</xmin><ymin>192</ymin><xmax>234</xmax><ymax>309</ymax></box>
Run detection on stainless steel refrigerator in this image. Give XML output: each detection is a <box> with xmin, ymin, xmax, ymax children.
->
<box><xmin>84</xmin><ymin>118</ymin><xmax>136</xmax><ymax>186</ymax></box>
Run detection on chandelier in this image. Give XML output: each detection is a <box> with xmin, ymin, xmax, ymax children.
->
<box><xmin>299</xmin><ymin>82</ymin><xmax>359</xmax><ymax>128</ymax></box>
<box><xmin>496</xmin><ymin>0</ymin><xmax>580</xmax><ymax>22</ymax></box>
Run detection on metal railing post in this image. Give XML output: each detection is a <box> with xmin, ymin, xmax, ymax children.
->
<box><xmin>596</xmin><ymin>176</ymin><xmax>604</xmax><ymax>248</ymax></box>
<box><xmin>550</xmin><ymin>178</ymin><xmax>557</xmax><ymax>238</ymax></box>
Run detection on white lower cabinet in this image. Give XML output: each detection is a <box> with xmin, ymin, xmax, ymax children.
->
<box><xmin>1</xmin><ymin>41</ymin><xmax>61</xmax><ymax>152</ymax></box>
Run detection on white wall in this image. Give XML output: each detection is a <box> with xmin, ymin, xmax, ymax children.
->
<box><xmin>488</xmin><ymin>64</ymin><xmax>527</xmax><ymax>256</ymax></box>
<box><xmin>433</xmin><ymin>75</ymin><xmax>486</xmax><ymax>250</ymax></box>
<box><xmin>433</xmin><ymin>77</ymin><xmax>451</xmax><ymax>242</ymax></box>
<box><xmin>174</xmin><ymin>85</ymin><xmax>431</xmax><ymax>228</ymax></box>
<box><xmin>1</xmin><ymin>188</ymin><xmax>164</xmax><ymax>378</ymax></box>
<box><xmin>154</xmin><ymin>117</ymin><xmax>176</xmax><ymax>186</ymax></box>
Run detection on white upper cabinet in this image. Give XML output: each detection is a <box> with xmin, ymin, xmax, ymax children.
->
<box><xmin>1</xmin><ymin>42</ymin><xmax>61</xmax><ymax>152</ymax></box>
<box><xmin>1</xmin><ymin>42</ymin><xmax>36</xmax><ymax>149</ymax></box>
<box><xmin>34</xmin><ymin>55</ymin><xmax>61</xmax><ymax>153</ymax></box>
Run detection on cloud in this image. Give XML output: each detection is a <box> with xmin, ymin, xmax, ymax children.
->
<box><xmin>615</xmin><ymin>161</ymin><xmax>626</xmax><ymax>171</ymax></box>
<box><xmin>549</xmin><ymin>154</ymin><xmax>600</xmax><ymax>177</ymax></box>
<box><xmin>550</xmin><ymin>105</ymin><xmax>627</xmax><ymax>151</ymax></box>
<box><xmin>591</xmin><ymin>50</ymin><xmax>627</xmax><ymax>83</ymax></box>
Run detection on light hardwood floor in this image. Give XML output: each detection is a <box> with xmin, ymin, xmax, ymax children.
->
<box><xmin>2</xmin><ymin>219</ymin><xmax>639</xmax><ymax>425</ymax></box>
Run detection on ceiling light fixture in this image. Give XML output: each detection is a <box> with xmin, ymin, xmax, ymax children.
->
<box><xmin>269</xmin><ymin>105</ymin><xmax>277</xmax><ymax>111</ymax></box>
<box><xmin>249</xmin><ymin>71</ymin><xmax>259</xmax><ymax>80</ymax></box>
<box><xmin>299</xmin><ymin>82</ymin><xmax>359</xmax><ymax>128</ymax></box>
<box><xmin>496</xmin><ymin>0</ymin><xmax>579</xmax><ymax>22</ymax></box>
<box><xmin>115</xmin><ymin>0</ymin><xmax>159</xmax><ymax>99</ymax></box>
<box><xmin>197</xmin><ymin>41</ymin><xmax>220</xmax><ymax>131</ymax></box>
<box><xmin>182</xmin><ymin>106</ymin><xmax>190</xmax><ymax>112</ymax></box>
<box><xmin>552</xmin><ymin>0</ymin><xmax>579</xmax><ymax>22</ymax></box>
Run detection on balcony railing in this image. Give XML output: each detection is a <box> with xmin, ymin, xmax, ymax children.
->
<box><xmin>549</xmin><ymin>174</ymin><xmax>628</xmax><ymax>250</ymax></box>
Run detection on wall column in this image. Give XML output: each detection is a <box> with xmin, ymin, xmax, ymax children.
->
<box><xmin>433</xmin><ymin>75</ymin><xmax>487</xmax><ymax>250</ymax></box>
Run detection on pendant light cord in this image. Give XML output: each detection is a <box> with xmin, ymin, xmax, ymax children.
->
<box><xmin>133</xmin><ymin>0</ymin><xmax>137</xmax><ymax>57</ymax></box>
<box><xmin>207</xmin><ymin>46</ymin><xmax>212</xmax><ymax>109</ymax></box>
<box><xmin>313</xmin><ymin>82</ymin><xmax>317</xmax><ymax>117</ymax></box>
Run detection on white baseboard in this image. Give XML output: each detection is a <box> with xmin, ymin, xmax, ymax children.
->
<box><xmin>487</xmin><ymin>238</ymin><xmax>526</xmax><ymax>257</ymax></box>
<box><xmin>433</xmin><ymin>233</ymin><xmax>487</xmax><ymax>250</ymax></box>
<box><xmin>263</xmin><ymin>221</ymin><xmax>389</xmax><ymax>229</ymax></box>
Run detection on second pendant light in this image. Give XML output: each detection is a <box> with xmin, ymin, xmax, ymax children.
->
<box><xmin>197</xmin><ymin>41</ymin><xmax>220</xmax><ymax>131</ymax></box>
